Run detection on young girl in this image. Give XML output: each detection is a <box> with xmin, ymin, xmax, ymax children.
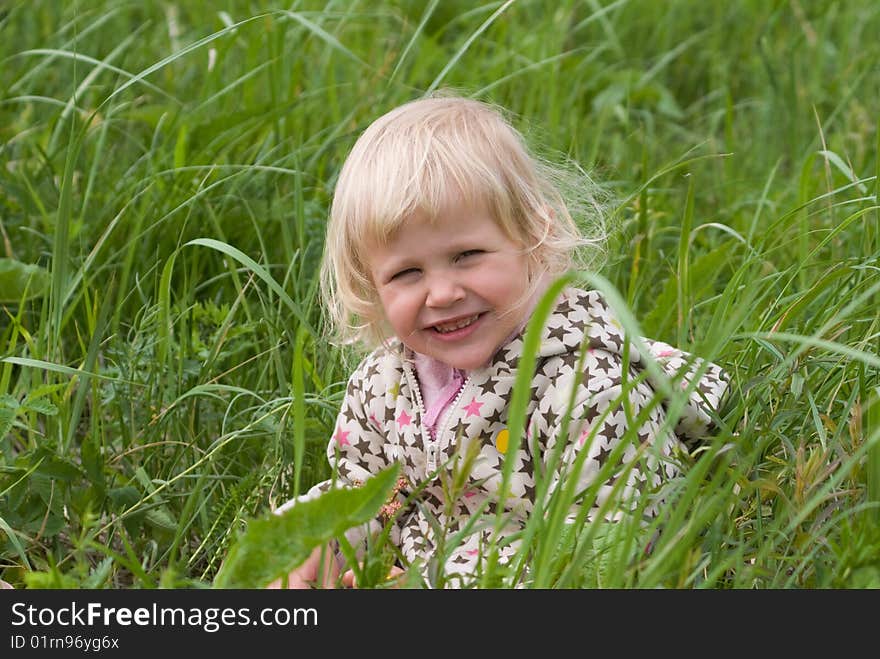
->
<box><xmin>271</xmin><ymin>95</ymin><xmax>728</xmax><ymax>588</ymax></box>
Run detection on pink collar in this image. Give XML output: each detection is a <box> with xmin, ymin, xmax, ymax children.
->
<box><xmin>413</xmin><ymin>352</ymin><xmax>465</xmax><ymax>435</ymax></box>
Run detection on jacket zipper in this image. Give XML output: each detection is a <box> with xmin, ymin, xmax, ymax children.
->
<box><xmin>401</xmin><ymin>360</ymin><xmax>470</xmax><ymax>476</ymax></box>
<box><xmin>400</xmin><ymin>360</ymin><xmax>431</xmax><ymax>472</ymax></box>
<box><xmin>433</xmin><ymin>377</ymin><xmax>471</xmax><ymax>472</ymax></box>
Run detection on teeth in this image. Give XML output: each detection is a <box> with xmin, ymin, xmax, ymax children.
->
<box><xmin>434</xmin><ymin>314</ymin><xmax>479</xmax><ymax>333</ymax></box>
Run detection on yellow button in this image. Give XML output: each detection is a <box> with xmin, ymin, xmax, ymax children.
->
<box><xmin>495</xmin><ymin>428</ymin><xmax>509</xmax><ymax>454</ymax></box>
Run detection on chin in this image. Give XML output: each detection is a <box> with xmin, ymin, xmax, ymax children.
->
<box><xmin>418</xmin><ymin>337</ymin><xmax>494</xmax><ymax>370</ymax></box>
<box><xmin>445</xmin><ymin>353</ymin><xmax>490</xmax><ymax>371</ymax></box>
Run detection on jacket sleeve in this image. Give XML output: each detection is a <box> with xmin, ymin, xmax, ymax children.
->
<box><xmin>583</xmin><ymin>291</ymin><xmax>729</xmax><ymax>448</ymax></box>
<box><xmin>273</xmin><ymin>354</ymin><xmax>400</xmax><ymax>560</ymax></box>
<box><xmin>534</xmin><ymin>290</ymin><xmax>730</xmax><ymax>520</ymax></box>
<box><xmin>538</xmin><ymin>344</ymin><xmax>727</xmax><ymax>520</ymax></box>
<box><xmin>537</xmin><ymin>357</ymin><xmax>677</xmax><ymax>520</ymax></box>
<box><xmin>636</xmin><ymin>337</ymin><xmax>729</xmax><ymax>448</ymax></box>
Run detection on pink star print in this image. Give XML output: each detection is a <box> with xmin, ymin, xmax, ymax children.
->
<box><xmin>334</xmin><ymin>427</ymin><xmax>350</xmax><ymax>446</ymax></box>
<box><xmin>463</xmin><ymin>398</ymin><xmax>484</xmax><ymax>417</ymax></box>
<box><xmin>397</xmin><ymin>410</ymin><xmax>412</xmax><ymax>428</ymax></box>
<box><xmin>578</xmin><ymin>427</ymin><xmax>592</xmax><ymax>447</ymax></box>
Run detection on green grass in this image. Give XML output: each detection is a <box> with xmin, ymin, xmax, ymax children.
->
<box><xmin>1</xmin><ymin>0</ymin><xmax>878</xmax><ymax>588</ymax></box>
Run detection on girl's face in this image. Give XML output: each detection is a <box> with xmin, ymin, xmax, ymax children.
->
<box><xmin>366</xmin><ymin>196</ymin><xmax>532</xmax><ymax>370</ymax></box>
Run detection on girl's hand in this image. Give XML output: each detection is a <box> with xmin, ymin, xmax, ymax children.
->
<box><xmin>266</xmin><ymin>544</ymin><xmax>340</xmax><ymax>589</ymax></box>
<box><xmin>341</xmin><ymin>565</ymin><xmax>405</xmax><ymax>589</ymax></box>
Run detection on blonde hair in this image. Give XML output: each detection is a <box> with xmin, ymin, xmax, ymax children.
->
<box><xmin>321</xmin><ymin>93</ymin><xmax>606</xmax><ymax>348</ymax></box>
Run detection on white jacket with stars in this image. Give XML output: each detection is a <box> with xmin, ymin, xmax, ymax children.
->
<box><xmin>278</xmin><ymin>287</ymin><xmax>729</xmax><ymax>585</ymax></box>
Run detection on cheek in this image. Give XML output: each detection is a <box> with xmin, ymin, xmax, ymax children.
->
<box><xmin>485</xmin><ymin>259</ymin><xmax>529</xmax><ymax>302</ymax></box>
<box><xmin>377</xmin><ymin>288</ymin><xmax>415</xmax><ymax>331</ymax></box>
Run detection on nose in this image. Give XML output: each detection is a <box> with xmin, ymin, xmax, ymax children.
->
<box><xmin>425</xmin><ymin>272</ymin><xmax>464</xmax><ymax>308</ymax></box>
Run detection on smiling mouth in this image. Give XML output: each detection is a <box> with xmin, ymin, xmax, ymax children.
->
<box><xmin>432</xmin><ymin>314</ymin><xmax>481</xmax><ymax>334</ymax></box>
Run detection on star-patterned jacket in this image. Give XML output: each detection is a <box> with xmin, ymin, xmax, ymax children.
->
<box><xmin>279</xmin><ymin>287</ymin><xmax>728</xmax><ymax>586</ymax></box>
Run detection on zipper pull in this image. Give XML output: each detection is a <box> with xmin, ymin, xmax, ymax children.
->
<box><xmin>426</xmin><ymin>443</ymin><xmax>437</xmax><ymax>473</ymax></box>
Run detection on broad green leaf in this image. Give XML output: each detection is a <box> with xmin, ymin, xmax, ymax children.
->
<box><xmin>0</xmin><ymin>408</ymin><xmax>16</xmax><ymax>441</ymax></box>
<box><xmin>22</xmin><ymin>397</ymin><xmax>58</xmax><ymax>416</ymax></box>
<box><xmin>107</xmin><ymin>486</ymin><xmax>141</xmax><ymax>510</ymax></box>
<box><xmin>0</xmin><ymin>395</ymin><xmax>18</xmax><ymax>439</ymax></box>
<box><xmin>145</xmin><ymin>507</ymin><xmax>178</xmax><ymax>533</ymax></box>
<box><xmin>0</xmin><ymin>258</ymin><xmax>49</xmax><ymax>302</ymax></box>
<box><xmin>35</xmin><ymin>455</ymin><xmax>83</xmax><ymax>482</ymax></box>
<box><xmin>80</xmin><ymin>436</ymin><xmax>105</xmax><ymax>490</ymax></box>
<box><xmin>0</xmin><ymin>515</ymin><xmax>31</xmax><ymax>569</ymax></box>
<box><xmin>214</xmin><ymin>463</ymin><xmax>400</xmax><ymax>589</ymax></box>
<box><xmin>83</xmin><ymin>557</ymin><xmax>114</xmax><ymax>589</ymax></box>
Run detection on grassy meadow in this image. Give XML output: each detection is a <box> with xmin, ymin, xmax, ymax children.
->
<box><xmin>1</xmin><ymin>0</ymin><xmax>879</xmax><ymax>589</ymax></box>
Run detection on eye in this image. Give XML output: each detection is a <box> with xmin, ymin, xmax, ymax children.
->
<box><xmin>456</xmin><ymin>249</ymin><xmax>484</xmax><ymax>261</ymax></box>
<box><xmin>389</xmin><ymin>267</ymin><xmax>419</xmax><ymax>281</ymax></box>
